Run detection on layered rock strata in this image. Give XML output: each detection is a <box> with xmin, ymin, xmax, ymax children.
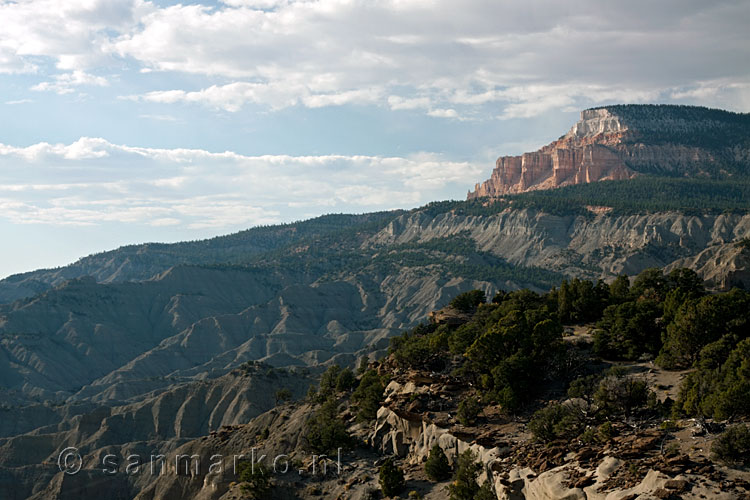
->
<box><xmin>468</xmin><ymin>105</ymin><xmax>748</xmax><ymax>198</ymax></box>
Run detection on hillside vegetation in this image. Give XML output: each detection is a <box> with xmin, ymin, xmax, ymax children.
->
<box><xmin>388</xmin><ymin>267</ymin><xmax>750</xmax><ymax>421</ymax></box>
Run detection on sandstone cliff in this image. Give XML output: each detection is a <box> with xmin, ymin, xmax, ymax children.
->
<box><xmin>468</xmin><ymin>105</ymin><xmax>750</xmax><ymax>198</ymax></box>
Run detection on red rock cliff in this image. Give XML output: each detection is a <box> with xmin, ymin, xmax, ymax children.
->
<box><xmin>467</xmin><ymin>106</ymin><xmax>735</xmax><ymax>198</ymax></box>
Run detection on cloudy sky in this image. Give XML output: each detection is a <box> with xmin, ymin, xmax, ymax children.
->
<box><xmin>0</xmin><ymin>0</ymin><xmax>749</xmax><ymax>278</ymax></box>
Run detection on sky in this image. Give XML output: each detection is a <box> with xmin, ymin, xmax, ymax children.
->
<box><xmin>0</xmin><ymin>0</ymin><xmax>749</xmax><ymax>279</ymax></box>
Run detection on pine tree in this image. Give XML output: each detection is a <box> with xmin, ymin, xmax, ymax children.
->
<box><xmin>424</xmin><ymin>445</ymin><xmax>451</xmax><ymax>482</ymax></box>
<box><xmin>379</xmin><ymin>457</ymin><xmax>405</xmax><ymax>497</ymax></box>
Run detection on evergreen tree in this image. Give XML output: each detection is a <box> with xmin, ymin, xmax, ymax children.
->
<box><xmin>379</xmin><ymin>458</ymin><xmax>405</xmax><ymax>497</ymax></box>
<box><xmin>335</xmin><ymin>367</ymin><xmax>356</xmax><ymax>392</ymax></box>
<box><xmin>306</xmin><ymin>399</ymin><xmax>351</xmax><ymax>454</ymax></box>
<box><xmin>352</xmin><ymin>369</ymin><xmax>385</xmax><ymax>421</ymax></box>
<box><xmin>448</xmin><ymin>450</ymin><xmax>482</xmax><ymax>500</ymax></box>
<box><xmin>609</xmin><ymin>275</ymin><xmax>630</xmax><ymax>304</ymax></box>
<box><xmin>424</xmin><ymin>445</ymin><xmax>451</xmax><ymax>482</ymax></box>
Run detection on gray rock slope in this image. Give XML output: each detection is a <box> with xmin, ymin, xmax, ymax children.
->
<box><xmin>1</xmin><ymin>204</ymin><xmax>750</xmax><ymax>499</ymax></box>
<box><xmin>0</xmin><ymin>367</ymin><xmax>312</xmax><ymax>500</ymax></box>
<box><xmin>3</xmin><ymin>208</ymin><xmax>750</xmax><ymax>406</ymax></box>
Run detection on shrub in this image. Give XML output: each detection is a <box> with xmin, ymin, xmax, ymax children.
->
<box><xmin>712</xmin><ymin>424</ymin><xmax>750</xmax><ymax>467</ymax></box>
<box><xmin>306</xmin><ymin>385</ymin><xmax>318</xmax><ymax>401</ymax></box>
<box><xmin>630</xmin><ymin>268</ymin><xmax>668</xmax><ymax>301</ymax></box>
<box><xmin>556</xmin><ymin>278</ymin><xmax>608</xmax><ymax>324</ymax></box>
<box><xmin>305</xmin><ymin>399</ymin><xmax>351</xmax><ymax>455</ymax></box>
<box><xmin>274</xmin><ymin>388</ymin><xmax>292</xmax><ymax>405</ymax></box>
<box><xmin>608</xmin><ymin>275</ymin><xmax>631</xmax><ymax>304</ymax></box>
<box><xmin>567</xmin><ymin>374</ymin><xmax>600</xmax><ymax>404</ymax></box>
<box><xmin>357</xmin><ymin>356</ymin><xmax>370</xmax><ymax>374</ymax></box>
<box><xmin>379</xmin><ymin>457</ymin><xmax>405</xmax><ymax>497</ymax></box>
<box><xmin>335</xmin><ymin>368</ymin><xmax>356</xmax><ymax>392</ymax></box>
<box><xmin>475</xmin><ymin>480</ymin><xmax>496</xmax><ymax>500</ymax></box>
<box><xmin>352</xmin><ymin>369</ymin><xmax>385</xmax><ymax>421</ymax></box>
<box><xmin>456</xmin><ymin>396</ymin><xmax>481</xmax><ymax>426</ymax></box>
<box><xmin>424</xmin><ymin>445</ymin><xmax>451</xmax><ymax>482</ymax></box>
<box><xmin>238</xmin><ymin>461</ymin><xmax>271</xmax><ymax>499</ymax></box>
<box><xmin>390</xmin><ymin>330</ymin><xmax>443</xmax><ymax>370</ymax></box>
<box><xmin>363</xmin><ymin>487</ymin><xmax>380</xmax><ymax>500</ymax></box>
<box><xmin>677</xmin><ymin>338</ymin><xmax>750</xmax><ymax>419</ymax></box>
<box><xmin>528</xmin><ymin>402</ymin><xmax>587</xmax><ymax>443</ymax></box>
<box><xmin>450</xmin><ymin>289</ymin><xmax>486</xmax><ymax>312</ymax></box>
<box><xmin>598</xmin><ymin>421</ymin><xmax>614</xmax><ymax>441</ymax></box>
<box><xmin>658</xmin><ymin>289</ymin><xmax>750</xmax><ymax>369</ymax></box>
<box><xmin>448</xmin><ymin>449</ymin><xmax>482</xmax><ymax>500</ymax></box>
<box><xmin>594</xmin><ymin>300</ymin><xmax>662</xmax><ymax>360</ymax></box>
<box><xmin>319</xmin><ymin>365</ymin><xmax>342</xmax><ymax>397</ymax></box>
<box><xmin>464</xmin><ymin>306</ymin><xmax>563</xmax><ymax>412</ymax></box>
<box><xmin>594</xmin><ymin>370</ymin><xmax>650</xmax><ymax>417</ymax></box>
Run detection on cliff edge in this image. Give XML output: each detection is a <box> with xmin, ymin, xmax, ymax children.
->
<box><xmin>468</xmin><ymin>104</ymin><xmax>750</xmax><ymax>198</ymax></box>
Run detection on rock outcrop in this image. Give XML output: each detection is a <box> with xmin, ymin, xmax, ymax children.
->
<box><xmin>368</xmin><ymin>369</ymin><xmax>749</xmax><ymax>500</ymax></box>
<box><xmin>468</xmin><ymin>105</ymin><xmax>750</xmax><ymax>198</ymax></box>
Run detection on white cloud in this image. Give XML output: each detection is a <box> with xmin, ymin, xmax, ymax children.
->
<box><xmin>129</xmin><ymin>82</ymin><xmax>383</xmax><ymax>111</ymax></box>
<box><xmin>427</xmin><ymin>108</ymin><xmax>458</xmax><ymax>119</ymax></box>
<box><xmin>0</xmin><ymin>0</ymin><xmax>152</xmax><ymax>73</ymax></box>
<box><xmin>31</xmin><ymin>70</ymin><xmax>108</xmax><ymax>94</ymax></box>
<box><xmin>220</xmin><ymin>0</ymin><xmax>291</xmax><ymax>9</ymax></box>
<box><xmin>388</xmin><ymin>95</ymin><xmax>431</xmax><ymax>111</ymax></box>
<box><xmin>0</xmin><ymin>0</ymin><xmax>747</xmax><ymax>116</ymax></box>
<box><xmin>139</xmin><ymin>114</ymin><xmax>178</xmax><ymax>122</ymax></box>
<box><xmin>0</xmin><ymin>137</ymin><xmax>482</xmax><ymax>228</ymax></box>
<box><xmin>109</xmin><ymin>0</ymin><xmax>750</xmax><ymax>116</ymax></box>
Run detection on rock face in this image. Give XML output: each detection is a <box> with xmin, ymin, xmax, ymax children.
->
<box><xmin>468</xmin><ymin>105</ymin><xmax>750</xmax><ymax>198</ymax></box>
<box><xmin>368</xmin><ymin>380</ymin><xmax>745</xmax><ymax>500</ymax></box>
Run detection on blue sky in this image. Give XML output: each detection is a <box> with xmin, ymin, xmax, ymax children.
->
<box><xmin>1</xmin><ymin>0</ymin><xmax>749</xmax><ymax>279</ymax></box>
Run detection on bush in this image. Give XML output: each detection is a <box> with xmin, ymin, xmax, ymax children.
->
<box><xmin>274</xmin><ymin>388</ymin><xmax>292</xmax><ymax>405</ymax></box>
<box><xmin>598</xmin><ymin>421</ymin><xmax>614</xmax><ymax>441</ymax></box>
<box><xmin>712</xmin><ymin>424</ymin><xmax>750</xmax><ymax>466</ymax></box>
<box><xmin>567</xmin><ymin>374</ymin><xmax>600</xmax><ymax>404</ymax></box>
<box><xmin>630</xmin><ymin>268</ymin><xmax>668</xmax><ymax>301</ymax></box>
<box><xmin>456</xmin><ymin>396</ymin><xmax>481</xmax><ymax>426</ymax></box>
<box><xmin>357</xmin><ymin>356</ymin><xmax>370</xmax><ymax>374</ymax></box>
<box><xmin>335</xmin><ymin>368</ymin><xmax>356</xmax><ymax>392</ymax></box>
<box><xmin>464</xmin><ymin>306</ymin><xmax>563</xmax><ymax>412</ymax></box>
<box><xmin>594</xmin><ymin>300</ymin><xmax>662</xmax><ymax>360</ymax></box>
<box><xmin>390</xmin><ymin>329</ymin><xmax>445</xmax><ymax>370</ymax></box>
<box><xmin>528</xmin><ymin>402</ymin><xmax>587</xmax><ymax>443</ymax></box>
<box><xmin>352</xmin><ymin>369</ymin><xmax>385</xmax><ymax>421</ymax></box>
<box><xmin>608</xmin><ymin>275</ymin><xmax>631</xmax><ymax>304</ymax></box>
<box><xmin>556</xmin><ymin>278</ymin><xmax>609</xmax><ymax>324</ymax></box>
<box><xmin>594</xmin><ymin>370</ymin><xmax>650</xmax><ymax>417</ymax></box>
<box><xmin>363</xmin><ymin>487</ymin><xmax>380</xmax><ymax>500</ymax></box>
<box><xmin>379</xmin><ymin>457</ymin><xmax>405</xmax><ymax>497</ymax></box>
<box><xmin>238</xmin><ymin>461</ymin><xmax>271</xmax><ymax>499</ymax></box>
<box><xmin>677</xmin><ymin>338</ymin><xmax>750</xmax><ymax>419</ymax></box>
<box><xmin>306</xmin><ymin>385</ymin><xmax>318</xmax><ymax>401</ymax></box>
<box><xmin>448</xmin><ymin>449</ymin><xmax>482</xmax><ymax>500</ymax></box>
<box><xmin>475</xmin><ymin>480</ymin><xmax>496</xmax><ymax>500</ymax></box>
<box><xmin>305</xmin><ymin>399</ymin><xmax>351</xmax><ymax>454</ymax></box>
<box><xmin>450</xmin><ymin>289</ymin><xmax>486</xmax><ymax>312</ymax></box>
<box><xmin>424</xmin><ymin>445</ymin><xmax>451</xmax><ymax>482</ymax></box>
<box><xmin>658</xmin><ymin>289</ymin><xmax>750</xmax><ymax>369</ymax></box>
<box><xmin>319</xmin><ymin>365</ymin><xmax>342</xmax><ymax>397</ymax></box>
